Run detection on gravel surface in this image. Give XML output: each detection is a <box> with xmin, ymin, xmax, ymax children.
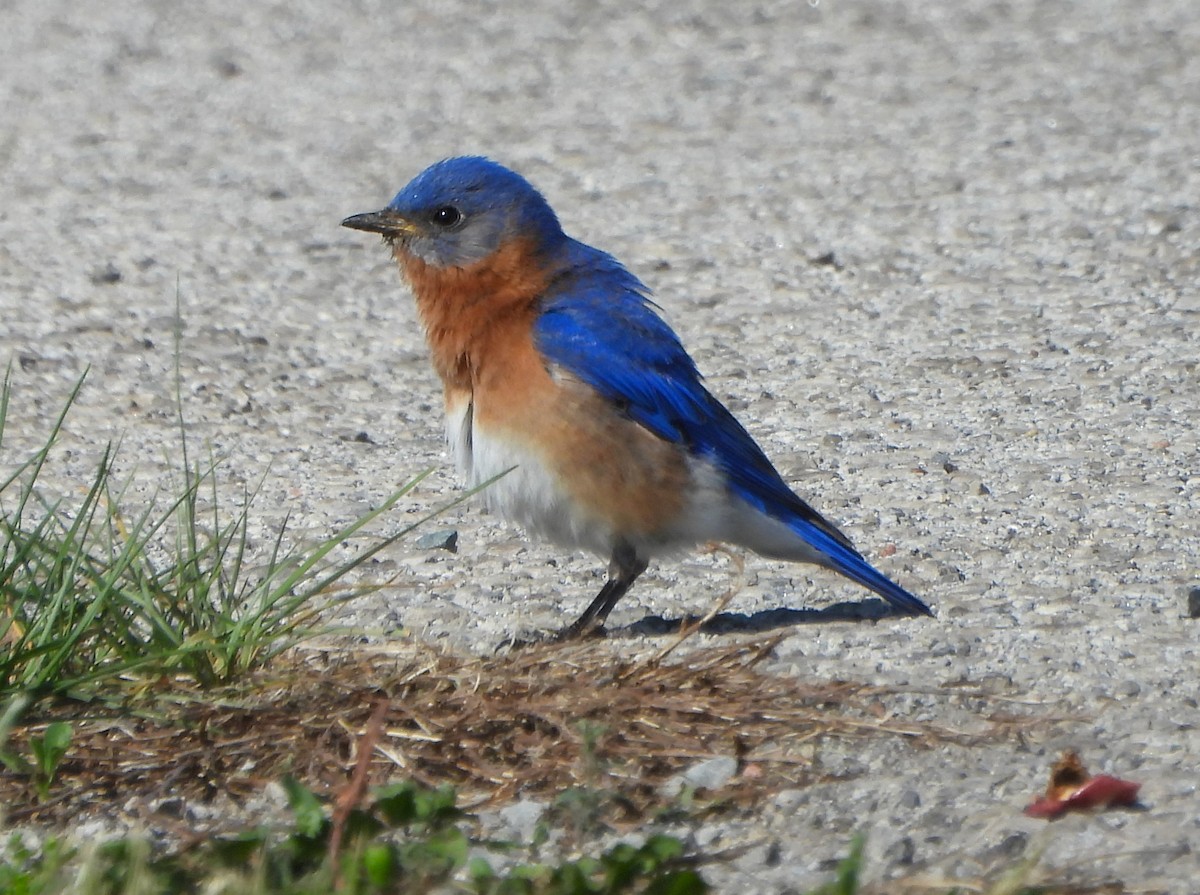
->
<box><xmin>2</xmin><ymin>0</ymin><xmax>1198</xmax><ymax>890</ymax></box>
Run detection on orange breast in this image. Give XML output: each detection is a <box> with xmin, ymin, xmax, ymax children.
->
<box><xmin>394</xmin><ymin>238</ymin><xmax>690</xmax><ymax>540</ymax></box>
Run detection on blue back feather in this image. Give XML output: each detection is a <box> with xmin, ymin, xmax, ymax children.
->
<box><xmin>534</xmin><ymin>241</ymin><xmax>855</xmax><ymax>550</ymax></box>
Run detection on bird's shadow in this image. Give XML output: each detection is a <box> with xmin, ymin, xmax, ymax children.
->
<box><xmin>615</xmin><ymin>598</ymin><xmax>906</xmax><ymax>639</ymax></box>
<box><xmin>496</xmin><ymin>599</ymin><xmax>920</xmax><ymax>652</ymax></box>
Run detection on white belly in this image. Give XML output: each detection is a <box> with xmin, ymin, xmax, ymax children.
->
<box><xmin>444</xmin><ymin>394</ymin><xmax>617</xmax><ymax>557</ymax></box>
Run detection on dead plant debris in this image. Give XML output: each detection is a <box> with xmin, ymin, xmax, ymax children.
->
<box><xmin>3</xmin><ymin>635</ymin><xmax>1054</xmax><ymax>832</ymax></box>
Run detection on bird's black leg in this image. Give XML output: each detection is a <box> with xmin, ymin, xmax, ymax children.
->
<box><xmin>561</xmin><ymin>542</ymin><xmax>648</xmax><ymax>639</ymax></box>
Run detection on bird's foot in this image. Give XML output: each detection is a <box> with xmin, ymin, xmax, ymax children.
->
<box><xmin>555</xmin><ymin>621</ymin><xmax>608</xmax><ymax>642</ymax></box>
<box><xmin>493</xmin><ymin>630</ymin><xmax>552</xmax><ymax>653</ymax></box>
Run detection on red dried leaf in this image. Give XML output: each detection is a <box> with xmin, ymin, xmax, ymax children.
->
<box><xmin>1024</xmin><ymin>750</ymin><xmax>1141</xmax><ymax>819</ymax></box>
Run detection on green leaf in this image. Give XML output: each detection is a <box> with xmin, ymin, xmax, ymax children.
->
<box><xmin>420</xmin><ymin>827</ymin><xmax>470</xmax><ymax>872</ymax></box>
<box><xmin>0</xmin><ymin>694</ymin><xmax>31</xmax><ymax>747</ymax></box>
<box><xmin>342</xmin><ymin>807</ymin><xmax>385</xmax><ymax>842</ymax></box>
<box><xmin>373</xmin><ymin>781</ymin><xmax>419</xmax><ymax>826</ymax></box>
<box><xmin>373</xmin><ymin>780</ymin><xmax>461</xmax><ymax>829</ymax></box>
<box><xmin>362</xmin><ymin>842</ymin><xmax>396</xmax><ymax>888</ymax></box>
<box><xmin>281</xmin><ymin>775</ymin><xmax>327</xmax><ymax>838</ymax></box>
<box><xmin>639</xmin><ymin>835</ymin><xmax>684</xmax><ymax>865</ymax></box>
<box><xmin>815</xmin><ymin>834</ymin><xmax>864</xmax><ymax>895</ymax></box>
<box><xmin>644</xmin><ymin>870</ymin><xmax>710</xmax><ymax>895</ymax></box>
<box><xmin>469</xmin><ymin>856</ymin><xmax>497</xmax><ymax>882</ymax></box>
<box><xmin>0</xmin><ymin>748</ymin><xmax>33</xmax><ymax>776</ymax></box>
<box><xmin>36</xmin><ymin>721</ymin><xmax>72</xmax><ymax>775</ymax></box>
<box><xmin>492</xmin><ymin>876</ymin><xmax>537</xmax><ymax>895</ymax></box>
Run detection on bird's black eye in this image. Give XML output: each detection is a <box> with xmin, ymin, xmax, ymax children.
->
<box><xmin>431</xmin><ymin>205</ymin><xmax>462</xmax><ymax>228</ymax></box>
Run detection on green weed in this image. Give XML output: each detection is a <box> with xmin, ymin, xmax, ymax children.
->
<box><xmin>0</xmin><ymin>720</ymin><xmax>72</xmax><ymax>802</ymax></box>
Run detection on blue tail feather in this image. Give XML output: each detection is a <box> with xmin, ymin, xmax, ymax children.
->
<box><xmin>797</xmin><ymin>523</ymin><xmax>933</xmax><ymax>617</ymax></box>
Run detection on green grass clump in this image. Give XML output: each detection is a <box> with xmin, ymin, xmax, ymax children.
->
<box><xmin>0</xmin><ymin>370</ymin><xmax>445</xmax><ymax>700</ymax></box>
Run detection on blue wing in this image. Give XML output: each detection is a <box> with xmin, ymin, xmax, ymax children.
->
<box><xmin>533</xmin><ymin>241</ymin><xmax>931</xmax><ymax>617</ymax></box>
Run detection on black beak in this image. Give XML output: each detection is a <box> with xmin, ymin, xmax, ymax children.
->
<box><xmin>341</xmin><ymin>209</ymin><xmax>415</xmax><ymax>236</ymax></box>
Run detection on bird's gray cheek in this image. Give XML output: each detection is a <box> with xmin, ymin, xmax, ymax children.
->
<box><xmin>404</xmin><ymin>235</ymin><xmax>456</xmax><ymax>268</ymax></box>
<box><xmin>448</xmin><ymin>219</ymin><xmax>510</xmax><ymax>266</ymax></box>
<box><xmin>405</xmin><ymin>224</ymin><xmax>503</xmax><ymax>269</ymax></box>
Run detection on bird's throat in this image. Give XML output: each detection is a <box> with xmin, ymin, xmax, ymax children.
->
<box><xmin>394</xmin><ymin>238</ymin><xmax>552</xmax><ymax>392</ymax></box>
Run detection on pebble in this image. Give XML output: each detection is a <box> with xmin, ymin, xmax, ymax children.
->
<box><xmin>415</xmin><ymin>529</ymin><xmax>459</xmax><ymax>552</ymax></box>
<box><xmin>661</xmin><ymin>756</ymin><xmax>738</xmax><ymax>797</ymax></box>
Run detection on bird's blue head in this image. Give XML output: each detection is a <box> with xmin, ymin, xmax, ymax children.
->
<box><xmin>342</xmin><ymin>156</ymin><xmax>565</xmax><ymax>269</ymax></box>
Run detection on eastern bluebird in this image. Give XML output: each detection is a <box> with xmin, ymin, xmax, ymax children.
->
<box><xmin>343</xmin><ymin>157</ymin><xmax>932</xmax><ymax>637</ymax></box>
